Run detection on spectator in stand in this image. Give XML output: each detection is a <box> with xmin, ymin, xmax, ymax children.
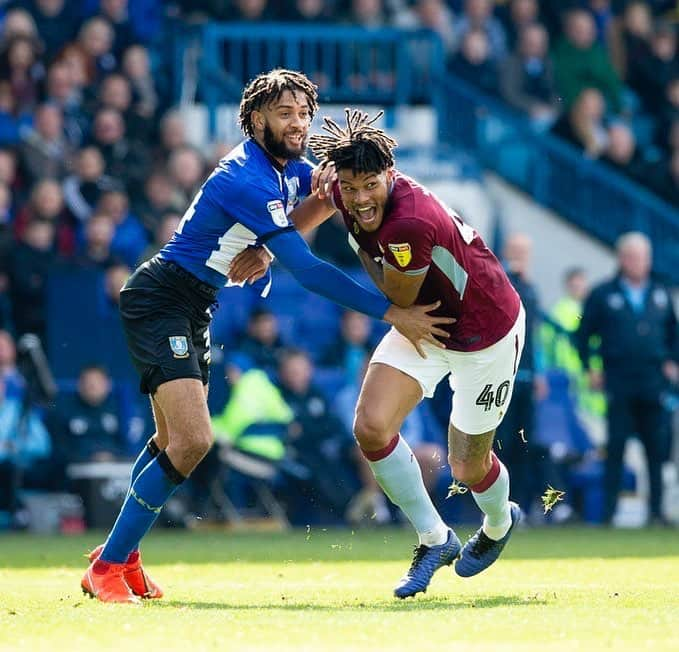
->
<box><xmin>154</xmin><ymin>109</ymin><xmax>188</xmax><ymax>165</ymax></box>
<box><xmin>98</xmin><ymin>73</ymin><xmax>152</xmax><ymax>144</ymax></box>
<box><xmin>541</xmin><ymin>267</ymin><xmax>606</xmax><ymax>439</ymax></box>
<box><xmin>167</xmin><ymin>146</ymin><xmax>205</xmax><ymax>207</ymax></box>
<box><xmin>13</xmin><ymin>178</ymin><xmax>75</xmax><ymax>257</ymax></box>
<box><xmin>19</xmin><ymin>102</ymin><xmax>73</xmax><ymax>184</ymax></box>
<box><xmin>500</xmin><ymin>23</ymin><xmax>559</xmax><ymax>127</ymax></box>
<box><xmin>77</xmin><ymin>16</ymin><xmax>117</xmax><ymax>82</ymax></box>
<box><xmin>0</xmin><ymin>8</ymin><xmax>40</xmax><ymax>46</ymax></box>
<box><xmin>0</xmin><ymin>34</ymin><xmax>44</xmax><ymax>115</ymax></box>
<box><xmin>609</xmin><ymin>1</ymin><xmax>653</xmax><ymax>88</ymax></box>
<box><xmin>276</xmin><ymin>348</ymin><xmax>358</xmax><ymax>519</ymax></box>
<box><xmin>448</xmin><ymin>28</ymin><xmax>499</xmax><ymax>96</ymax></box>
<box><xmin>7</xmin><ymin>218</ymin><xmax>57</xmax><ymax>342</ymax></box>
<box><xmin>121</xmin><ymin>45</ymin><xmax>160</xmax><ymax>120</ymax></box>
<box><xmin>451</xmin><ymin>0</ymin><xmax>508</xmax><ymax>61</ymax></box>
<box><xmin>96</xmin><ymin>188</ymin><xmax>148</xmax><ymax>268</ymax></box>
<box><xmin>0</xmin><ymin>376</ymin><xmax>57</xmax><ymax>529</ymax></box>
<box><xmin>552</xmin><ymin>87</ymin><xmax>608</xmax><ymax>158</ymax></box>
<box><xmin>75</xmin><ymin>212</ymin><xmax>119</xmax><ymax>270</ymax></box>
<box><xmin>44</xmin><ymin>61</ymin><xmax>88</xmax><ymax>148</ymax></box>
<box><xmin>136</xmin><ymin>211</ymin><xmax>181</xmax><ymax>266</ymax></box>
<box><xmin>282</xmin><ymin>0</ymin><xmax>333</xmax><ymax>22</ymax></box>
<box><xmin>237</xmin><ymin>307</ymin><xmax>286</xmax><ymax>372</ymax></box>
<box><xmin>54</xmin><ymin>43</ymin><xmax>94</xmax><ymax>92</ymax></box>
<box><xmin>97</xmin><ymin>0</ymin><xmax>139</xmax><ymax>58</ymax></box>
<box><xmin>47</xmin><ymin>364</ymin><xmax>127</xmax><ymax>465</ymax></box>
<box><xmin>552</xmin><ymin>8</ymin><xmax>623</xmax><ymax>113</ymax></box>
<box><xmin>133</xmin><ymin>170</ymin><xmax>182</xmax><ymax>234</ymax></box>
<box><xmin>228</xmin><ymin>0</ymin><xmax>278</xmax><ymax>21</ymax></box>
<box><xmin>601</xmin><ymin>122</ymin><xmax>650</xmax><ymax>186</ymax></box>
<box><xmin>576</xmin><ymin>232</ymin><xmax>678</xmax><ymax>526</ymax></box>
<box><xmin>322</xmin><ymin>309</ymin><xmax>374</xmax><ymax>384</ymax></box>
<box><xmin>90</xmin><ymin>107</ymin><xmax>149</xmax><ymax>199</ymax></box>
<box><xmin>395</xmin><ymin>0</ymin><xmax>457</xmax><ymax>56</ymax></box>
<box><xmin>62</xmin><ymin>146</ymin><xmax>116</xmax><ymax>224</ymax></box>
<box><xmin>498</xmin><ymin>0</ymin><xmax>540</xmax><ymax>51</ymax></box>
<box><xmin>26</xmin><ymin>0</ymin><xmax>81</xmax><ymax>60</ymax></box>
<box><xmin>630</xmin><ymin>22</ymin><xmax>678</xmax><ymax>113</ymax></box>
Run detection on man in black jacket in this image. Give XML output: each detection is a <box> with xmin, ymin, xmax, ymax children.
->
<box><xmin>577</xmin><ymin>232</ymin><xmax>678</xmax><ymax>525</ymax></box>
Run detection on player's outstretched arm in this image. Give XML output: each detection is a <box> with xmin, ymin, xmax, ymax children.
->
<box><xmin>267</xmin><ymin>229</ymin><xmax>453</xmax><ymax>357</ymax></box>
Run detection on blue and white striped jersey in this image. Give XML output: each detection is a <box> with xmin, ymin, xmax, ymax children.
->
<box><xmin>158</xmin><ymin>138</ymin><xmax>313</xmax><ymax>289</ymax></box>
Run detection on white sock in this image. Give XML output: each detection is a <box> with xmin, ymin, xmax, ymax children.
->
<box><xmin>471</xmin><ymin>455</ymin><xmax>512</xmax><ymax>540</ymax></box>
<box><xmin>367</xmin><ymin>435</ymin><xmax>448</xmax><ymax>546</ymax></box>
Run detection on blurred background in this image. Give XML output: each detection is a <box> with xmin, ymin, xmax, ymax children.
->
<box><xmin>0</xmin><ymin>0</ymin><xmax>677</xmax><ymax>535</ymax></box>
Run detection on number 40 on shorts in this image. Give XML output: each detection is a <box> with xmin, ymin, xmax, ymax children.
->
<box><xmin>475</xmin><ymin>381</ymin><xmax>511</xmax><ymax>412</ymax></box>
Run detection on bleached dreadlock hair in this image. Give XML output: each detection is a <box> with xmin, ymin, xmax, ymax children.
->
<box><xmin>238</xmin><ymin>69</ymin><xmax>319</xmax><ymax>137</ymax></box>
<box><xmin>308</xmin><ymin>108</ymin><xmax>398</xmax><ymax>174</ymax></box>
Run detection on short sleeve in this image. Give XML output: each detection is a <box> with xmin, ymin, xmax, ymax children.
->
<box><xmin>205</xmin><ymin>170</ymin><xmax>291</xmax><ymax>238</ymax></box>
<box><xmin>379</xmin><ymin>218</ymin><xmax>433</xmax><ymax>275</ymax></box>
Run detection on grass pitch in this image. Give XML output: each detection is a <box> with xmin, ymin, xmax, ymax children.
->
<box><xmin>0</xmin><ymin>526</ymin><xmax>677</xmax><ymax>651</ymax></box>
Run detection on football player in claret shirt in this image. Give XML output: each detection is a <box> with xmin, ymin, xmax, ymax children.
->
<box><xmin>231</xmin><ymin>109</ymin><xmax>526</xmax><ymax>597</ymax></box>
<box><xmin>80</xmin><ymin>72</ymin><xmax>452</xmax><ymax>604</ymax></box>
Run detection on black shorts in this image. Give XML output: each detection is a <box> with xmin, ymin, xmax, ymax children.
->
<box><xmin>119</xmin><ymin>256</ymin><xmax>218</xmax><ymax>395</ymax></box>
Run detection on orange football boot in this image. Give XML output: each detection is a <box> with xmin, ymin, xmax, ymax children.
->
<box><xmin>81</xmin><ymin>560</ymin><xmax>141</xmax><ymax>604</ymax></box>
<box><xmin>88</xmin><ymin>545</ymin><xmax>164</xmax><ymax>599</ymax></box>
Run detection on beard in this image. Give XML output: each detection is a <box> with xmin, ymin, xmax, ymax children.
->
<box><xmin>263</xmin><ymin>123</ymin><xmax>306</xmax><ymax>160</ymax></box>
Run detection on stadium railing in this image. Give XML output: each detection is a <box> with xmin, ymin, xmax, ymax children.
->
<box><xmin>194</xmin><ymin>23</ymin><xmax>445</xmax><ymax>136</ymax></box>
<box><xmin>437</xmin><ymin>75</ymin><xmax>679</xmax><ymax>285</ymax></box>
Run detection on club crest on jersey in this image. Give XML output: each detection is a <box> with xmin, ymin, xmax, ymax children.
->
<box><xmin>267</xmin><ymin>200</ymin><xmax>288</xmax><ymax>227</ymax></box>
<box><xmin>169</xmin><ymin>336</ymin><xmax>189</xmax><ymax>359</ymax></box>
<box><xmin>388</xmin><ymin>243</ymin><xmax>412</xmax><ymax>267</ymax></box>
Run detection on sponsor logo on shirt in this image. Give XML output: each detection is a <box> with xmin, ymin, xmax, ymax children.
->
<box><xmin>267</xmin><ymin>200</ymin><xmax>288</xmax><ymax>227</ymax></box>
<box><xmin>388</xmin><ymin>242</ymin><xmax>412</xmax><ymax>267</ymax></box>
<box><xmin>169</xmin><ymin>336</ymin><xmax>190</xmax><ymax>359</ymax></box>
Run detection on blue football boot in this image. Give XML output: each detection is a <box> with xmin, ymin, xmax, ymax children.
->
<box><xmin>393</xmin><ymin>529</ymin><xmax>461</xmax><ymax>599</ymax></box>
<box><xmin>455</xmin><ymin>502</ymin><xmax>521</xmax><ymax>577</ymax></box>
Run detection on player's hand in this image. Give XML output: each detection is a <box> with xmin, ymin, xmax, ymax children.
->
<box><xmin>228</xmin><ymin>246</ymin><xmax>273</xmax><ymax>285</ymax></box>
<box><xmin>312</xmin><ymin>161</ymin><xmax>337</xmax><ymax>200</ymax></box>
<box><xmin>384</xmin><ymin>300</ymin><xmax>455</xmax><ymax>359</ymax></box>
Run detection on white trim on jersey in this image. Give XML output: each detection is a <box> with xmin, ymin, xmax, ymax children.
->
<box><xmin>206</xmin><ymin>222</ymin><xmax>258</xmax><ymax>286</ymax></box>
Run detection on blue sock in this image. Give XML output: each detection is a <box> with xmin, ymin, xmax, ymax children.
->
<box><xmin>126</xmin><ymin>438</ymin><xmax>160</xmax><ymax>498</ymax></box>
<box><xmin>101</xmin><ymin>452</ymin><xmax>184</xmax><ymax>563</ymax></box>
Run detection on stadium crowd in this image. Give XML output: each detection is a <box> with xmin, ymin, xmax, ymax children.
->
<box><xmin>0</xmin><ymin>0</ymin><xmax>676</xmax><ymax>531</ymax></box>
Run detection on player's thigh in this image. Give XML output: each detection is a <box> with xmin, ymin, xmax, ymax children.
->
<box><xmin>448</xmin><ymin>307</ymin><xmax>525</xmax><ymax>436</ymax></box>
<box><xmin>354</xmin><ymin>362</ymin><xmax>424</xmax><ymax>448</ymax></box>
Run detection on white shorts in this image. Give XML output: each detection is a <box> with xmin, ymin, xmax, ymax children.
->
<box><xmin>370</xmin><ymin>305</ymin><xmax>526</xmax><ymax>435</ymax></box>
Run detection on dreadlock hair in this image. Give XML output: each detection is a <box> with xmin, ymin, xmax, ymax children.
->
<box><xmin>308</xmin><ymin>108</ymin><xmax>398</xmax><ymax>174</ymax></box>
<box><xmin>238</xmin><ymin>69</ymin><xmax>319</xmax><ymax>137</ymax></box>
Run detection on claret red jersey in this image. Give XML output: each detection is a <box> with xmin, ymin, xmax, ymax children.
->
<box><xmin>332</xmin><ymin>171</ymin><xmax>520</xmax><ymax>352</ymax></box>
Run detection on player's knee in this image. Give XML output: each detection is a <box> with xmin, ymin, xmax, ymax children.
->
<box><xmin>353</xmin><ymin>407</ymin><xmax>391</xmax><ymax>450</ymax></box>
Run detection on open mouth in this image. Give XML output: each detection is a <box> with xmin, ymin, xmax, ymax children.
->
<box><xmin>286</xmin><ymin>133</ymin><xmax>304</xmax><ymax>148</ymax></box>
<box><xmin>355</xmin><ymin>206</ymin><xmax>377</xmax><ymax>224</ymax></box>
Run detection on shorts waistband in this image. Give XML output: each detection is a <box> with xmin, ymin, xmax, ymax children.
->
<box><xmin>157</xmin><ymin>259</ymin><xmax>218</xmax><ymax>300</ymax></box>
